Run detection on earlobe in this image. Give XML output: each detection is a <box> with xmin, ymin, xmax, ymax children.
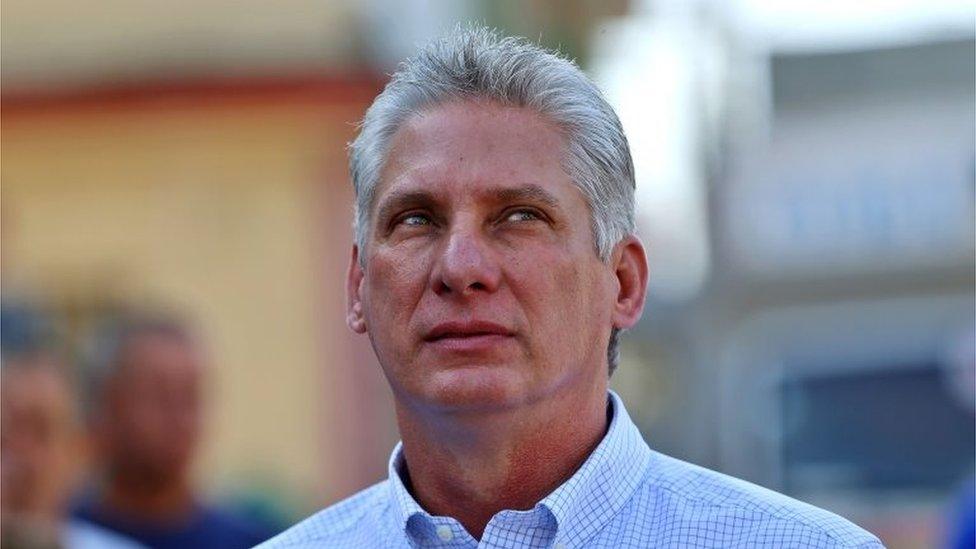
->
<box><xmin>346</xmin><ymin>245</ymin><xmax>368</xmax><ymax>334</ymax></box>
<box><xmin>348</xmin><ymin>302</ymin><xmax>367</xmax><ymax>334</ymax></box>
<box><xmin>610</xmin><ymin>236</ymin><xmax>649</xmax><ymax>330</ymax></box>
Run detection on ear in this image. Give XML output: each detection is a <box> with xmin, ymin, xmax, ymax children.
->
<box><xmin>346</xmin><ymin>245</ymin><xmax>367</xmax><ymax>334</ymax></box>
<box><xmin>610</xmin><ymin>235</ymin><xmax>649</xmax><ymax>330</ymax></box>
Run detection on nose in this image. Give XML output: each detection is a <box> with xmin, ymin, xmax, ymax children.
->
<box><xmin>431</xmin><ymin>227</ymin><xmax>501</xmax><ymax>297</ymax></box>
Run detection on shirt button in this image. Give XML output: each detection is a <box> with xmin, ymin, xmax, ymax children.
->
<box><xmin>436</xmin><ymin>525</ymin><xmax>454</xmax><ymax>542</ymax></box>
<box><xmin>553</xmin><ymin>542</ymin><xmax>567</xmax><ymax>549</ymax></box>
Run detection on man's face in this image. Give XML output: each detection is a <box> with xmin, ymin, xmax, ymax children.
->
<box><xmin>0</xmin><ymin>363</ymin><xmax>80</xmax><ymax>518</ymax></box>
<box><xmin>102</xmin><ymin>335</ymin><xmax>203</xmax><ymax>486</ymax></box>
<box><xmin>348</xmin><ymin>100</ymin><xmax>635</xmax><ymax>413</ymax></box>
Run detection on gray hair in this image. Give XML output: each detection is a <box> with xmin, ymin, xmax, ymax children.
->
<box><xmin>348</xmin><ymin>25</ymin><xmax>636</xmax><ymax>375</ymax></box>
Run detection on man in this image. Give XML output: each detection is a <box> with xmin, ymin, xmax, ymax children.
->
<box><xmin>264</xmin><ymin>26</ymin><xmax>884</xmax><ymax>548</ymax></box>
<box><xmin>71</xmin><ymin>317</ymin><xmax>273</xmax><ymax>548</ymax></box>
<box><xmin>1</xmin><ymin>349</ymin><xmax>143</xmax><ymax>549</ymax></box>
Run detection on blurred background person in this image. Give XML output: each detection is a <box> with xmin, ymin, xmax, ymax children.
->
<box><xmin>1</xmin><ymin>344</ymin><xmax>143</xmax><ymax>548</ymax></box>
<box><xmin>71</xmin><ymin>316</ymin><xmax>275</xmax><ymax>548</ymax></box>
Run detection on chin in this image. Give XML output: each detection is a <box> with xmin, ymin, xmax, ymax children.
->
<box><xmin>418</xmin><ymin>364</ymin><xmax>532</xmax><ymax>413</ymax></box>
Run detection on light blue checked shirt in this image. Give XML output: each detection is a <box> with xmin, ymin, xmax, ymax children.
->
<box><xmin>260</xmin><ymin>392</ymin><xmax>883</xmax><ymax>548</ymax></box>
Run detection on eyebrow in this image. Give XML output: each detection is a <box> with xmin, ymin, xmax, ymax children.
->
<box><xmin>492</xmin><ymin>185</ymin><xmax>560</xmax><ymax>209</ymax></box>
<box><xmin>375</xmin><ymin>190</ymin><xmax>440</xmax><ymax>225</ymax></box>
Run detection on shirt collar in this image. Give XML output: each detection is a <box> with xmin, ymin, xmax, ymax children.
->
<box><xmin>386</xmin><ymin>390</ymin><xmax>653</xmax><ymax>542</ymax></box>
<box><xmin>387</xmin><ymin>443</ymin><xmax>425</xmax><ymax>532</ymax></box>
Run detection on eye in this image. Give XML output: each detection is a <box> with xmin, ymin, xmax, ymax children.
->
<box><xmin>503</xmin><ymin>208</ymin><xmax>542</xmax><ymax>223</ymax></box>
<box><xmin>397</xmin><ymin>213</ymin><xmax>431</xmax><ymax>227</ymax></box>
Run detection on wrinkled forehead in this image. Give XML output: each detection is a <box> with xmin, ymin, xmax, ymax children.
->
<box><xmin>371</xmin><ymin>100</ymin><xmax>575</xmax><ymax>213</ymax></box>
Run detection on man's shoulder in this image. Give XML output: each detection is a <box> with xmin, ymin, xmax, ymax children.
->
<box><xmin>621</xmin><ymin>450</ymin><xmax>884</xmax><ymax>547</ymax></box>
<box><xmin>255</xmin><ymin>481</ymin><xmax>391</xmax><ymax>549</ymax></box>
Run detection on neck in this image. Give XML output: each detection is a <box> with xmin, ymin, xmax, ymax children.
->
<box><xmin>397</xmin><ymin>381</ymin><xmax>609</xmax><ymax>540</ymax></box>
<box><xmin>101</xmin><ymin>470</ymin><xmax>196</xmax><ymax>523</ymax></box>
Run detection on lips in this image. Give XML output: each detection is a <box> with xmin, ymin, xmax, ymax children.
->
<box><xmin>423</xmin><ymin>321</ymin><xmax>515</xmax><ymax>342</ymax></box>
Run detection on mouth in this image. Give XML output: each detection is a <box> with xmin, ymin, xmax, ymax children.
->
<box><xmin>424</xmin><ymin>321</ymin><xmax>515</xmax><ymax>343</ymax></box>
<box><xmin>424</xmin><ymin>322</ymin><xmax>515</xmax><ymax>356</ymax></box>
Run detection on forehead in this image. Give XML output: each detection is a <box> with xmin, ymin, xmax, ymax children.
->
<box><xmin>116</xmin><ymin>334</ymin><xmax>202</xmax><ymax>380</ymax></box>
<box><xmin>375</xmin><ymin>100</ymin><xmax>574</xmax><ymax>207</ymax></box>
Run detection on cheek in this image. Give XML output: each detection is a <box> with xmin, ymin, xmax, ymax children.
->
<box><xmin>516</xmin><ymin>251</ymin><xmax>610</xmax><ymax>337</ymax></box>
<box><xmin>363</xmin><ymin>252</ymin><xmax>430</xmax><ymax>332</ymax></box>
<box><xmin>556</xmin><ymin>265</ymin><xmax>602</xmax><ymax>325</ymax></box>
<box><xmin>363</xmin><ymin>254</ymin><xmax>434</xmax><ymax>385</ymax></box>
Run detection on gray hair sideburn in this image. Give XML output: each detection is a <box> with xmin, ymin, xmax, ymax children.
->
<box><xmin>348</xmin><ymin>25</ymin><xmax>636</xmax><ymax>375</ymax></box>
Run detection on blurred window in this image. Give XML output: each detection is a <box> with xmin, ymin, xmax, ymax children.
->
<box><xmin>781</xmin><ymin>363</ymin><xmax>974</xmax><ymax>493</ymax></box>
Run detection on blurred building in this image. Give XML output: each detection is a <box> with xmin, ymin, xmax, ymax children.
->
<box><xmin>601</xmin><ymin>4</ymin><xmax>975</xmax><ymax>548</ymax></box>
<box><xmin>1</xmin><ymin>77</ymin><xmax>395</xmax><ymax>512</ymax></box>
<box><xmin>1</xmin><ymin>1</ymin><xmax>399</xmax><ymax>512</ymax></box>
<box><xmin>712</xmin><ymin>37</ymin><xmax>975</xmax><ymax>546</ymax></box>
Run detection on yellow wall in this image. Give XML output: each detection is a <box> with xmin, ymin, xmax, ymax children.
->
<box><xmin>1</xmin><ymin>85</ymin><xmax>396</xmax><ymax>510</ymax></box>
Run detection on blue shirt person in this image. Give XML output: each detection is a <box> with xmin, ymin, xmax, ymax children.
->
<box><xmin>262</xmin><ymin>25</ymin><xmax>884</xmax><ymax>548</ymax></box>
